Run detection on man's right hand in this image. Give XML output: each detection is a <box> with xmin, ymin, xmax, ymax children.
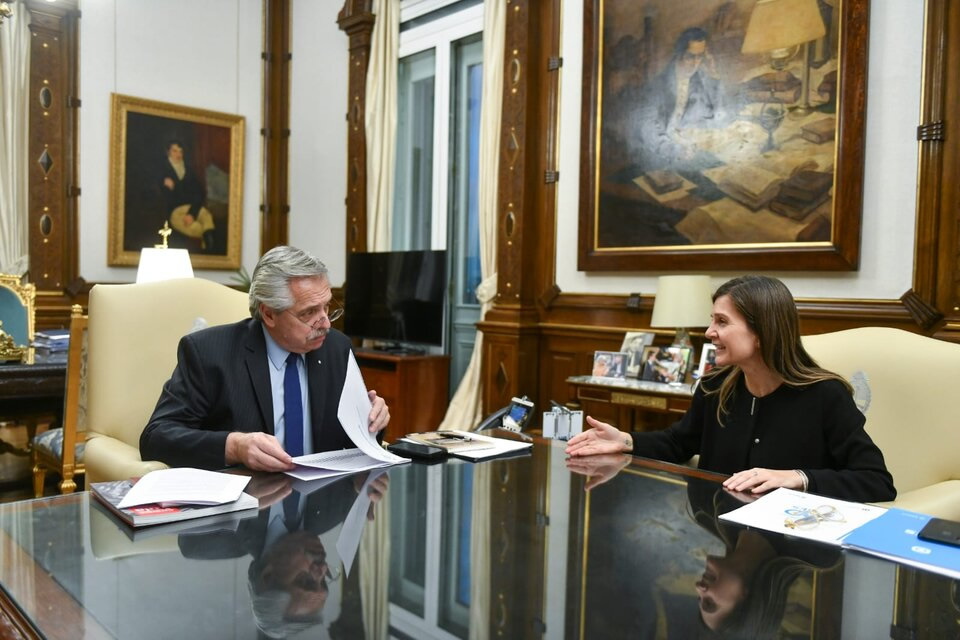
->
<box><xmin>225</xmin><ymin>432</ymin><xmax>294</xmax><ymax>472</ymax></box>
<box><xmin>163</xmin><ymin>177</ymin><xmax>175</xmax><ymax>190</ymax></box>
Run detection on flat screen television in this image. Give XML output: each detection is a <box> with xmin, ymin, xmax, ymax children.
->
<box><xmin>345</xmin><ymin>249</ymin><xmax>447</xmax><ymax>349</ymax></box>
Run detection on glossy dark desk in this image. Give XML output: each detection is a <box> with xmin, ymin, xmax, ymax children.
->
<box><xmin>0</xmin><ymin>439</ymin><xmax>956</xmax><ymax>639</ymax></box>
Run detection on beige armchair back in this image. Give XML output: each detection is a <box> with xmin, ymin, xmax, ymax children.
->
<box><xmin>802</xmin><ymin>327</ymin><xmax>960</xmax><ymax>519</ymax></box>
<box><xmin>84</xmin><ymin>278</ymin><xmax>250</xmax><ymax>485</ymax></box>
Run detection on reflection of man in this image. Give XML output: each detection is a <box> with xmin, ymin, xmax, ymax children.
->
<box><xmin>161</xmin><ymin>140</ymin><xmax>217</xmax><ymax>252</ymax></box>
<box><xmin>179</xmin><ymin>473</ymin><xmax>387</xmax><ymax>639</ymax></box>
<box><xmin>140</xmin><ymin>246</ymin><xmax>391</xmax><ymax>471</ymax></box>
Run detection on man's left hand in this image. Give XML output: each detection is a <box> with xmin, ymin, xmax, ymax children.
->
<box><xmin>367</xmin><ymin>390</ymin><xmax>390</xmax><ymax>434</ymax></box>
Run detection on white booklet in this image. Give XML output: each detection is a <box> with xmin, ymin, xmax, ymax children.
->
<box><xmin>718</xmin><ymin>487</ymin><xmax>887</xmax><ymax>546</ymax></box>
<box><xmin>116</xmin><ymin>468</ymin><xmax>252</xmax><ymax>509</ymax></box>
<box><xmin>286</xmin><ymin>351</ymin><xmax>408</xmax><ymax>481</ymax></box>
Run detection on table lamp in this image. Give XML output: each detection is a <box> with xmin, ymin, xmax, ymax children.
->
<box><xmin>741</xmin><ymin>0</ymin><xmax>827</xmax><ymax>117</ymax></box>
<box><xmin>135</xmin><ymin>222</ymin><xmax>194</xmax><ymax>283</ymax></box>
<box><xmin>650</xmin><ymin>275</ymin><xmax>713</xmax><ymax>348</ymax></box>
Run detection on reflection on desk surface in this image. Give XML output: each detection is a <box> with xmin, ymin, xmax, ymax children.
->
<box><xmin>0</xmin><ymin>439</ymin><xmax>956</xmax><ymax>639</ymax></box>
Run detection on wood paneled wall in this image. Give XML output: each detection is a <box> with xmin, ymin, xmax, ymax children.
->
<box><xmin>22</xmin><ymin>2</ymin><xmax>960</xmax><ymax>417</ymax></box>
<box><xmin>330</xmin><ymin>0</ymin><xmax>960</xmax><ymax>416</ymax></box>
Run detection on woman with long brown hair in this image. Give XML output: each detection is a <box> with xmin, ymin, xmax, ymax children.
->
<box><xmin>566</xmin><ymin>275</ymin><xmax>896</xmax><ymax>502</ymax></box>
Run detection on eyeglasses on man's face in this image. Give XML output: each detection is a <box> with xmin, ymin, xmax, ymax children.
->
<box><xmin>285</xmin><ymin>300</ymin><xmax>344</xmax><ymax>329</ymax></box>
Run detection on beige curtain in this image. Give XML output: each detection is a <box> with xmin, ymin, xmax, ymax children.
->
<box><xmin>468</xmin><ymin>463</ymin><xmax>492</xmax><ymax>640</ymax></box>
<box><xmin>438</xmin><ymin>0</ymin><xmax>505</xmax><ymax>431</ymax></box>
<box><xmin>364</xmin><ymin>0</ymin><xmax>399</xmax><ymax>252</ymax></box>
<box><xmin>359</xmin><ymin>493</ymin><xmax>390</xmax><ymax>639</ymax></box>
<box><xmin>0</xmin><ymin>1</ymin><xmax>31</xmax><ymax>275</ymax></box>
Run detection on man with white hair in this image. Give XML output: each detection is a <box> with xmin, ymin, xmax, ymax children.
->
<box><xmin>140</xmin><ymin>245</ymin><xmax>391</xmax><ymax>471</ymax></box>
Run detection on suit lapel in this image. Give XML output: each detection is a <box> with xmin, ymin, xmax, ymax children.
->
<box><xmin>243</xmin><ymin>322</ymin><xmax>274</xmax><ymax>435</ymax></box>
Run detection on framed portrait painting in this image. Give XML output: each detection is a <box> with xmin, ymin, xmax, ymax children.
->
<box><xmin>108</xmin><ymin>94</ymin><xmax>244</xmax><ymax>270</ymax></box>
<box><xmin>578</xmin><ymin>0</ymin><xmax>867</xmax><ymax>271</ymax></box>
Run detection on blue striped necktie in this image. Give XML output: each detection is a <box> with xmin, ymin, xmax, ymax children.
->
<box><xmin>284</xmin><ymin>352</ymin><xmax>304</xmax><ymax>457</ymax></box>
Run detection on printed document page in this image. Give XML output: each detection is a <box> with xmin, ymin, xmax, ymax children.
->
<box><xmin>335</xmin><ymin>351</ymin><xmax>407</xmax><ymax>464</ymax></box>
<box><xmin>336</xmin><ymin>470</ymin><xmax>386</xmax><ymax>577</ymax></box>
<box><xmin>718</xmin><ymin>487</ymin><xmax>886</xmax><ymax>545</ymax></box>
<box><xmin>286</xmin><ymin>352</ymin><xmax>408</xmax><ymax>480</ymax></box>
<box><xmin>117</xmin><ymin>468</ymin><xmax>251</xmax><ymax>509</ymax></box>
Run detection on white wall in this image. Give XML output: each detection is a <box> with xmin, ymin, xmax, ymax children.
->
<box><xmin>79</xmin><ymin>0</ymin><xmax>263</xmax><ymax>284</ymax></box>
<box><xmin>289</xmin><ymin>0</ymin><xmax>349</xmax><ymax>286</ymax></box>
<box><xmin>555</xmin><ymin>1</ymin><xmax>923</xmax><ymax>300</ymax></box>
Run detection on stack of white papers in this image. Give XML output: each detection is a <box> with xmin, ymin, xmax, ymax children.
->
<box><xmin>117</xmin><ymin>468</ymin><xmax>252</xmax><ymax>509</ymax></box>
<box><xmin>718</xmin><ymin>487</ymin><xmax>887</xmax><ymax>546</ymax></box>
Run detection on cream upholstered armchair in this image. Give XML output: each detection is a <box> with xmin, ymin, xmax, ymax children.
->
<box><xmin>84</xmin><ymin>278</ymin><xmax>250</xmax><ymax>486</ymax></box>
<box><xmin>802</xmin><ymin>327</ymin><xmax>960</xmax><ymax>519</ymax></box>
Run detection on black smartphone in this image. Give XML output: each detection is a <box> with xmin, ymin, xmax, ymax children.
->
<box><xmin>387</xmin><ymin>440</ymin><xmax>446</xmax><ymax>460</ymax></box>
<box><xmin>917</xmin><ymin>517</ymin><xmax>960</xmax><ymax>548</ymax></box>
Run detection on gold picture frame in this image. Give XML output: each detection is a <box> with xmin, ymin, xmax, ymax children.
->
<box><xmin>108</xmin><ymin>94</ymin><xmax>244</xmax><ymax>270</ymax></box>
<box><xmin>578</xmin><ymin>0</ymin><xmax>867</xmax><ymax>271</ymax></box>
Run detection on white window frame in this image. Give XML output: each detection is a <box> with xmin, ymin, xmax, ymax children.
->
<box><xmin>397</xmin><ymin>3</ymin><xmax>484</xmax><ymax>251</ymax></box>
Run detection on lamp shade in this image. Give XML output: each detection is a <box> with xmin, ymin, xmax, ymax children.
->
<box><xmin>650</xmin><ymin>275</ymin><xmax>713</xmax><ymax>329</ymax></box>
<box><xmin>741</xmin><ymin>0</ymin><xmax>826</xmax><ymax>53</ymax></box>
<box><xmin>136</xmin><ymin>248</ymin><xmax>194</xmax><ymax>283</ymax></box>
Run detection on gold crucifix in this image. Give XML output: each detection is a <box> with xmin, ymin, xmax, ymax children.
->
<box><xmin>155</xmin><ymin>221</ymin><xmax>172</xmax><ymax>248</ymax></box>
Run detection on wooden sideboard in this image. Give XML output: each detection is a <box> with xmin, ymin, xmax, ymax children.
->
<box><xmin>566</xmin><ymin>375</ymin><xmax>693</xmax><ymax>432</ymax></box>
<box><xmin>355</xmin><ymin>350</ymin><xmax>450</xmax><ymax>443</ymax></box>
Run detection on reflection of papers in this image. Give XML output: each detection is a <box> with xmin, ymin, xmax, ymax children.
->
<box><xmin>286</xmin><ymin>351</ymin><xmax>408</xmax><ymax>481</ymax></box>
<box><xmin>632</xmin><ymin>173</ymin><xmax>696</xmax><ymax>204</ymax></box>
<box><xmin>719</xmin><ymin>488</ymin><xmax>886</xmax><ymax>546</ymax></box>
<box><xmin>336</xmin><ymin>470</ymin><xmax>386</xmax><ymax>577</ymax></box>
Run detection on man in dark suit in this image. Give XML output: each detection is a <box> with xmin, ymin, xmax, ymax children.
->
<box><xmin>140</xmin><ymin>245</ymin><xmax>390</xmax><ymax>471</ymax></box>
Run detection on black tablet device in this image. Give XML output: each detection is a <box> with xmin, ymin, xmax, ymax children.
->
<box><xmin>917</xmin><ymin>517</ymin><xmax>960</xmax><ymax>548</ymax></box>
<box><xmin>387</xmin><ymin>440</ymin><xmax>446</xmax><ymax>460</ymax></box>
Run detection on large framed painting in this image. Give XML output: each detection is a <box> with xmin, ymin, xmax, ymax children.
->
<box><xmin>108</xmin><ymin>94</ymin><xmax>244</xmax><ymax>270</ymax></box>
<box><xmin>578</xmin><ymin>0</ymin><xmax>867</xmax><ymax>271</ymax></box>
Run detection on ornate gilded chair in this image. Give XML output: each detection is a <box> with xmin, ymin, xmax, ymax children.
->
<box><xmin>32</xmin><ymin>305</ymin><xmax>87</xmax><ymax>496</ymax></box>
<box><xmin>0</xmin><ymin>273</ymin><xmax>35</xmax><ymax>363</ymax></box>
